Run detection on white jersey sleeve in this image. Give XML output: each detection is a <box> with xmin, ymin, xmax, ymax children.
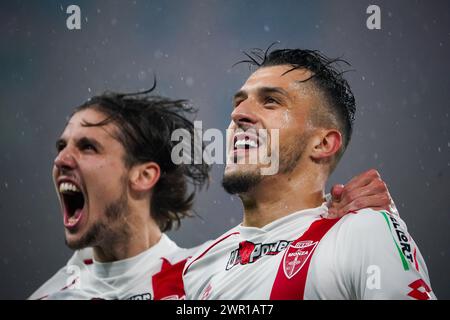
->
<box><xmin>29</xmin><ymin>269</ymin><xmax>67</xmax><ymax>300</ymax></box>
<box><xmin>28</xmin><ymin>249</ymin><xmax>89</xmax><ymax>300</ymax></box>
<box><xmin>341</xmin><ymin>209</ymin><xmax>436</xmax><ymax>300</ymax></box>
<box><xmin>29</xmin><ymin>235</ymin><xmax>203</xmax><ymax>300</ymax></box>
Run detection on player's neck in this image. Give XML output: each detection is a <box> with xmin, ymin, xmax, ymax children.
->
<box><xmin>240</xmin><ymin>165</ymin><xmax>327</xmax><ymax>228</ymax></box>
<box><xmin>92</xmin><ymin>206</ymin><xmax>162</xmax><ymax>263</ymax></box>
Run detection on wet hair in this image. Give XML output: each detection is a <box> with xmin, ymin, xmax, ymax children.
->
<box><xmin>236</xmin><ymin>44</ymin><xmax>356</xmax><ymax>167</ymax></box>
<box><xmin>73</xmin><ymin>83</ymin><xmax>210</xmax><ymax>232</ymax></box>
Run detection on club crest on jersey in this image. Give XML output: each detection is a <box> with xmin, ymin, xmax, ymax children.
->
<box><xmin>283</xmin><ymin>240</ymin><xmax>318</xmax><ymax>279</ymax></box>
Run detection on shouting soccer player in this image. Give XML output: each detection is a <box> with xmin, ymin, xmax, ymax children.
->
<box><xmin>183</xmin><ymin>49</ymin><xmax>435</xmax><ymax>300</ymax></box>
<box><xmin>29</xmin><ymin>89</ymin><xmax>209</xmax><ymax>299</ymax></box>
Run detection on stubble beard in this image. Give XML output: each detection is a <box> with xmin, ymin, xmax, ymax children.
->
<box><xmin>222</xmin><ymin>132</ymin><xmax>309</xmax><ymax>195</ymax></box>
<box><xmin>65</xmin><ymin>177</ymin><xmax>130</xmax><ymax>251</ymax></box>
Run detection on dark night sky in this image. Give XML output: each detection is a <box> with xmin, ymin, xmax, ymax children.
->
<box><xmin>0</xmin><ymin>0</ymin><xmax>449</xmax><ymax>299</ymax></box>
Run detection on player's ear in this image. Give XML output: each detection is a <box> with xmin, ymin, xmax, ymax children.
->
<box><xmin>310</xmin><ymin>129</ymin><xmax>342</xmax><ymax>161</ymax></box>
<box><xmin>129</xmin><ymin>162</ymin><xmax>160</xmax><ymax>192</ymax></box>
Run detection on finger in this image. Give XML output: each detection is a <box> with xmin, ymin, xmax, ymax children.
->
<box><xmin>328</xmin><ymin>206</ymin><xmax>338</xmax><ymax>215</ymax></box>
<box><xmin>337</xmin><ymin>178</ymin><xmax>387</xmax><ymax>210</ymax></box>
<box><xmin>330</xmin><ymin>184</ymin><xmax>345</xmax><ymax>201</ymax></box>
<box><xmin>342</xmin><ymin>169</ymin><xmax>381</xmax><ymax>195</ymax></box>
<box><xmin>338</xmin><ymin>193</ymin><xmax>391</xmax><ymax>215</ymax></box>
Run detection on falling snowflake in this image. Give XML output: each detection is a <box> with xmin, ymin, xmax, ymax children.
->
<box><xmin>186</xmin><ymin>77</ymin><xmax>194</xmax><ymax>87</ymax></box>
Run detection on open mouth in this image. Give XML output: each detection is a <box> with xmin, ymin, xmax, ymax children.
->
<box><xmin>59</xmin><ymin>181</ymin><xmax>85</xmax><ymax>229</ymax></box>
<box><xmin>233</xmin><ymin>132</ymin><xmax>260</xmax><ymax>152</ymax></box>
<box><xmin>229</xmin><ymin>131</ymin><xmax>262</xmax><ymax>164</ymax></box>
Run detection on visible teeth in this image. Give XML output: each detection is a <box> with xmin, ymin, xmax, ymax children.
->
<box><xmin>234</xmin><ymin>139</ymin><xmax>258</xmax><ymax>149</ymax></box>
<box><xmin>59</xmin><ymin>182</ymin><xmax>81</xmax><ymax>193</ymax></box>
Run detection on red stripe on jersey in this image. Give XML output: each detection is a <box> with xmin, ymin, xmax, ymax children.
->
<box><xmin>413</xmin><ymin>247</ymin><xmax>419</xmax><ymax>272</ymax></box>
<box><xmin>184</xmin><ymin>232</ymin><xmax>239</xmax><ymax>275</ymax></box>
<box><xmin>152</xmin><ymin>258</ymin><xmax>188</xmax><ymax>300</ymax></box>
<box><xmin>270</xmin><ymin>218</ymin><xmax>341</xmax><ymax>300</ymax></box>
<box><xmin>62</xmin><ymin>278</ymin><xmax>77</xmax><ymax>290</ymax></box>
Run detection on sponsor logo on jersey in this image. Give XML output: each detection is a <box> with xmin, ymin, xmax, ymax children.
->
<box><xmin>407</xmin><ymin>279</ymin><xmax>432</xmax><ymax>300</ymax></box>
<box><xmin>283</xmin><ymin>240</ymin><xmax>318</xmax><ymax>279</ymax></box>
<box><xmin>126</xmin><ymin>293</ymin><xmax>152</xmax><ymax>300</ymax></box>
<box><xmin>226</xmin><ymin>240</ymin><xmax>291</xmax><ymax>270</ymax></box>
<box><xmin>380</xmin><ymin>211</ymin><xmax>416</xmax><ymax>271</ymax></box>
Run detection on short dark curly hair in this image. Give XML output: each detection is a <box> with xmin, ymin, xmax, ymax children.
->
<box><xmin>237</xmin><ymin>46</ymin><xmax>356</xmax><ymax>168</ymax></box>
<box><xmin>74</xmin><ymin>85</ymin><xmax>210</xmax><ymax>232</ymax></box>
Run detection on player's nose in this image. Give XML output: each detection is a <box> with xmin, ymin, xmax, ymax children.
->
<box><xmin>54</xmin><ymin>147</ymin><xmax>77</xmax><ymax>171</ymax></box>
<box><xmin>231</xmin><ymin>101</ymin><xmax>258</xmax><ymax>128</ymax></box>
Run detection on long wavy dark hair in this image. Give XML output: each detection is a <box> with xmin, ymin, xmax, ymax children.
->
<box><xmin>74</xmin><ymin>83</ymin><xmax>210</xmax><ymax>232</ymax></box>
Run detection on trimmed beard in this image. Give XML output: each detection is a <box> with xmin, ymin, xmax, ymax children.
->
<box><xmin>221</xmin><ymin>131</ymin><xmax>309</xmax><ymax>195</ymax></box>
<box><xmin>221</xmin><ymin>170</ymin><xmax>262</xmax><ymax>195</ymax></box>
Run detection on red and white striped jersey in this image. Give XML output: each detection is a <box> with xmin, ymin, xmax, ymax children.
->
<box><xmin>29</xmin><ymin>234</ymin><xmax>194</xmax><ymax>300</ymax></box>
<box><xmin>183</xmin><ymin>204</ymin><xmax>436</xmax><ymax>300</ymax></box>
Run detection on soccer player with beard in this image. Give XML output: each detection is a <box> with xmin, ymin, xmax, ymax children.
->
<box><xmin>29</xmin><ymin>88</ymin><xmax>209</xmax><ymax>300</ymax></box>
<box><xmin>183</xmin><ymin>49</ymin><xmax>436</xmax><ymax>300</ymax></box>
<box><xmin>30</xmin><ymin>80</ymin><xmax>397</xmax><ymax>300</ymax></box>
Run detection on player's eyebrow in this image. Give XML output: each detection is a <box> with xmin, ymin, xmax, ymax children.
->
<box><xmin>76</xmin><ymin>136</ymin><xmax>104</xmax><ymax>152</ymax></box>
<box><xmin>233</xmin><ymin>86</ymin><xmax>291</xmax><ymax>109</ymax></box>
<box><xmin>257</xmin><ymin>86</ymin><xmax>290</xmax><ymax>98</ymax></box>
<box><xmin>55</xmin><ymin>138</ymin><xmax>66</xmax><ymax>151</ymax></box>
<box><xmin>234</xmin><ymin>87</ymin><xmax>289</xmax><ymax>100</ymax></box>
<box><xmin>233</xmin><ymin>90</ymin><xmax>248</xmax><ymax>102</ymax></box>
<box><xmin>235</xmin><ymin>87</ymin><xmax>290</xmax><ymax>99</ymax></box>
<box><xmin>55</xmin><ymin>136</ymin><xmax>104</xmax><ymax>152</ymax></box>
